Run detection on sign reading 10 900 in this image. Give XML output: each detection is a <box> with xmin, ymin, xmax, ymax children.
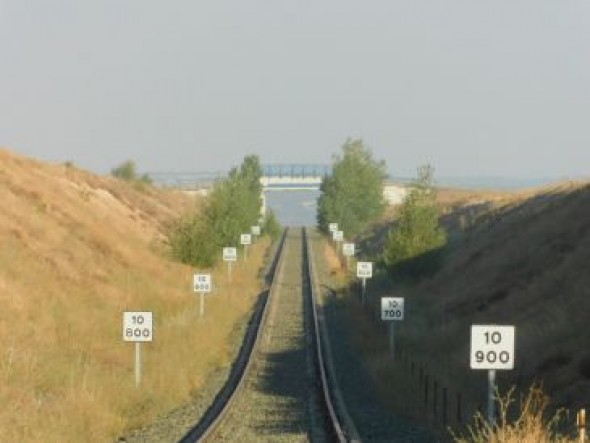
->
<box><xmin>470</xmin><ymin>325</ymin><xmax>515</xmax><ymax>370</ymax></box>
<box><xmin>123</xmin><ymin>312</ymin><xmax>153</xmax><ymax>342</ymax></box>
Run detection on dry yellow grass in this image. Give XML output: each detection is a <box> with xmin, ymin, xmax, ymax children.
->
<box><xmin>452</xmin><ymin>384</ymin><xmax>576</xmax><ymax>443</ymax></box>
<box><xmin>0</xmin><ymin>148</ymin><xmax>270</xmax><ymax>442</ymax></box>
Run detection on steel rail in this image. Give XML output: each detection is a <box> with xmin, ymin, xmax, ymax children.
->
<box><xmin>180</xmin><ymin>227</ymin><xmax>360</xmax><ymax>442</ymax></box>
<box><xmin>178</xmin><ymin>228</ymin><xmax>288</xmax><ymax>443</ymax></box>
<box><xmin>304</xmin><ymin>228</ymin><xmax>362</xmax><ymax>443</ymax></box>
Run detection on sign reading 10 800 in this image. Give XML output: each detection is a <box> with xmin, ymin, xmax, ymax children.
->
<box><xmin>470</xmin><ymin>325</ymin><xmax>515</xmax><ymax>370</ymax></box>
<box><xmin>123</xmin><ymin>312</ymin><xmax>153</xmax><ymax>342</ymax></box>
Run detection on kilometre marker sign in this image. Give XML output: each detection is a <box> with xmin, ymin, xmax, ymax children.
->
<box><xmin>356</xmin><ymin>262</ymin><xmax>373</xmax><ymax>279</ymax></box>
<box><xmin>470</xmin><ymin>325</ymin><xmax>515</xmax><ymax>370</ymax></box>
<box><xmin>223</xmin><ymin>247</ymin><xmax>237</xmax><ymax>261</ymax></box>
<box><xmin>381</xmin><ymin>297</ymin><xmax>404</xmax><ymax>321</ymax></box>
<box><xmin>123</xmin><ymin>312</ymin><xmax>153</xmax><ymax>342</ymax></box>
<box><xmin>342</xmin><ymin>243</ymin><xmax>355</xmax><ymax>257</ymax></box>
<box><xmin>193</xmin><ymin>274</ymin><xmax>212</xmax><ymax>293</ymax></box>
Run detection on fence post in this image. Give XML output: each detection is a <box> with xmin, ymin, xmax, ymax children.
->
<box><xmin>424</xmin><ymin>374</ymin><xmax>429</xmax><ymax>414</ymax></box>
<box><xmin>442</xmin><ymin>387</ymin><xmax>448</xmax><ymax>427</ymax></box>
<box><xmin>433</xmin><ymin>380</ymin><xmax>438</xmax><ymax>418</ymax></box>
<box><xmin>578</xmin><ymin>409</ymin><xmax>586</xmax><ymax>442</ymax></box>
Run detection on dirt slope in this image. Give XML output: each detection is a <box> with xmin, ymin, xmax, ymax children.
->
<box><xmin>409</xmin><ymin>181</ymin><xmax>590</xmax><ymax>411</ymax></box>
<box><xmin>0</xmin><ymin>149</ymin><xmax>268</xmax><ymax>442</ymax></box>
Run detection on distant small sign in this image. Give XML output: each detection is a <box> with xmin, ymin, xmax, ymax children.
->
<box><xmin>240</xmin><ymin>234</ymin><xmax>252</xmax><ymax>245</ymax></box>
<box><xmin>343</xmin><ymin>243</ymin><xmax>355</xmax><ymax>257</ymax></box>
<box><xmin>123</xmin><ymin>312</ymin><xmax>153</xmax><ymax>342</ymax></box>
<box><xmin>329</xmin><ymin>223</ymin><xmax>338</xmax><ymax>232</ymax></box>
<box><xmin>223</xmin><ymin>247</ymin><xmax>237</xmax><ymax>261</ymax></box>
<box><xmin>357</xmin><ymin>262</ymin><xmax>373</xmax><ymax>279</ymax></box>
<box><xmin>193</xmin><ymin>274</ymin><xmax>212</xmax><ymax>293</ymax></box>
<box><xmin>251</xmin><ymin>226</ymin><xmax>261</xmax><ymax>236</ymax></box>
<box><xmin>333</xmin><ymin>230</ymin><xmax>344</xmax><ymax>242</ymax></box>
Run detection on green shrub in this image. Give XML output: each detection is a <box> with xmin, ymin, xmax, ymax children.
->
<box><xmin>382</xmin><ymin>165</ymin><xmax>447</xmax><ymax>280</ymax></box>
<box><xmin>317</xmin><ymin>138</ymin><xmax>387</xmax><ymax>237</ymax></box>
<box><xmin>111</xmin><ymin>160</ymin><xmax>137</xmax><ymax>181</ymax></box>
<box><xmin>262</xmin><ymin>210</ymin><xmax>282</xmax><ymax>240</ymax></box>
<box><xmin>168</xmin><ymin>155</ymin><xmax>264</xmax><ymax>267</ymax></box>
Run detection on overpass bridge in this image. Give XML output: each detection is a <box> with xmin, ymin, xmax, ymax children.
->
<box><xmin>147</xmin><ymin>164</ymin><xmax>331</xmax><ymax>192</ymax></box>
<box><xmin>261</xmin><ymin>164</ymin><xmax>330</xmax><ymax>191</ymax></box>
<box><xmin>146</xmin><ymin>164</ymin><xmax>407</xmax><ymax>204</ymax></box>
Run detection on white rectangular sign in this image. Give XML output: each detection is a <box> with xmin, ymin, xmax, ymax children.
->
<box><xmin>381</xmin><ymin>297</ymin><xmax>404</xmax><ymax>321</ymax></box>
<box><xmin>240</xmin><ymin>234</ymin><xmax>252</xmax><ymax>245</ymax></box>
<box><xmin>357</xmin><ymin>262</ymin><xmax>373</xmax><ymax>279</ymax></box>
<box><xmin>333</xmin><ymin>230</ymin><xmax>344</xmax><ymax>242</ymax></box>
<box><xmin>342</xmin><ymin>243</ymin><xmax>355</xmax><ymax>257</ymax></box>
<box><xmin>123</xmin><ymin>311</ymin><xmax>153</xmax><ymax>342</ymax></box>
<box><xmin>329</xmin><ymin>223</ymin><xmax>338</xmax><ymax>232</ymax></box>
<box><xmin>223</xmin><ymin>247</ymin><xmax>237</xmax><ymax>261</ymax></box>
<box><xmin>470</xmin><ymin>325</ymin><xmax>515</xmax><ymax>370</ymax></box>
<box><xmin>193</xmin><ymin>273</ymin><xmax>212</xmax><ymax>293</ymax></box>
<box><xmin>251</xmin><ymin>225</ymin><xmax>261</xmax><ymax>236</ymax></box>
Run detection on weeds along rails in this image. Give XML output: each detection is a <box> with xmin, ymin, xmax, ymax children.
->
<box><xmin>180</xmin><ymin>228</ymin><xmax>359</xmax><ymax>442</ymax></box>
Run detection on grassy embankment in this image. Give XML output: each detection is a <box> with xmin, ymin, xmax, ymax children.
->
<box><xmin>0</xmin><ymin>149</ymin><xmax>270</xmax><ymax>442</ymax></box>
<box><xmin>321</xmin><ymin>182</ymin><xmax>590</xmax><ymax>441</ymax></box>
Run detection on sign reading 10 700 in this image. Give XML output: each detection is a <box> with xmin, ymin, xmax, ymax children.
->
<box><xmin>470</xmin><ymin>325</ymin><xmax>515</xmax><ymax>370</ymax></box>
<box><xmin>381</xmin><ymin>297</ymin><xmax>404</xmax><ymax>321</ymax></box>
<box><xmin>123</xmin><ymin>312</ymin><xmax>153</xmax><ymax>342</ymax></box>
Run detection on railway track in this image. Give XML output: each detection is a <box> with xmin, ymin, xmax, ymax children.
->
<box><xmin>180</xmin><ymin>227</ymin><xmax>359</xmax><ymax>442</ymax></box>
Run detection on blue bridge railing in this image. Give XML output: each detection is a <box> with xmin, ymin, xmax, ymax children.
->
<box><xmin>262</xmin><ymin>164</ymin><xmax>331</xmax><ymax>178</ymax></box>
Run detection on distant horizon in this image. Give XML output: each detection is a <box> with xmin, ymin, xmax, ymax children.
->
<box><xmin>1</xmin><ymin>145</ymin><xmax>588</xmax><ymax>192</ymax></box>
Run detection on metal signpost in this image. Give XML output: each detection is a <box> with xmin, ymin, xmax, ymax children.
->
<box><xmin>193</xmin><ymin>273</ymin><xmax>212</xmax><ymax>318</ymax></box>
<box><xmin>333</xmin><ymin>230</ymin><xmax>343</xmax><ymax>252</ymax></box>
<box><xmin>123</xmin><ymin>311</ymin><xmax>153</xmax><ymax>388</ymax></box>
<box><xmin>342</xmin><ymin>242</ymin><xmax>355</xmax><ymax>270</ymax></box>
<box><xmin>470</xmin><ymin>325</ymin><xmax>515</xmax><ymax>425</ymax></box>
<box><xmin>381</xmin><ymin>297</ymin><xmax>404</xmax><ymax>361</ymax></box>
<box><xmin>356</xmin><ymin>261</ymin><xmax>373</xmax><ymax>305</ymax></box>
<box><xmin>223</xmin><ymin>247</ymin><xmax>237</xmax><ymax>282</ymax></box>
<box><xmin>240</xmin><ymin>233</ymin><xmax>252</xmax><ymax>261</ymax></box>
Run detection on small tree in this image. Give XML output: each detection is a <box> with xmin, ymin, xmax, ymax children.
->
<box><xmin>262</xmin><ymin>210</ymin><xmax>282</xmax><ymax>240</ymax></box>
<box><xmin>168</xmin><ymin>154</ymin><xmax>264</xmax><ymax>267</ymax></box>
<box><xmin>317</xmin><ymin>138</ymin><xmax>387</xmax><ymax>237</ymax></box>
<box><xmin>111</xmin><ymin>160</ymin><xmax>137</xmax><ymax>181</ymax></box>
<box><xmin>383</xmin><ymin>164</ymin><xmax>447</xmax><ymax>279</ymax></box>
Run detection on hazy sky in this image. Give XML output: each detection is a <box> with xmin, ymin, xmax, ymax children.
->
<box><xmin>1</xmin><ymin>1</ymin><xmax>589</xmax><ymax>179</ymax></box>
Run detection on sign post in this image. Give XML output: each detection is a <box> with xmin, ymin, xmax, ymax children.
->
<box><xmin>223</xmin><ymin>247</ymin><xmax>237</xmax><ymax>283</ymax></box>
<box><xmin>333</xmin><ymin>230</ymin><xmax>344</xmax><ymax>253</ymax></box>
<box><xmin>328</xmin><ymin>223</ymin><xmax>338</xmax><ymax>234</ymax></box>
<box><xmin>470</xmin><ymin>325</ymin><xmax>515</xmax><ymax>425</ymax></box>
<box><xmin>342</xmin><ymin>242</ymin><xmax>355</xmax><ymax>271</ymax></box>
<box><xmin>251</xmin><ymin>225</ymin><xmax>261</xmax><ymax>243</ymax></box>
<box><xmin>240</xmin><ymin>234</ymin><xmax>252</xmax><ymax>261</ymax></box>
<box><xmin>381</xmin><ymin>297</ymin><xmax>404</xmax><ymax>361</ymax></box>
<box><xmin>122</xmin><ymin>311</ymin><xmax>153</xmax><ymax>388</ymax></box>
<box><xmin>356</xmin><ymin>262</ymin><xmax>373</xmax><ymax>305</ymax></box>
<box><xmin>193</xmin><ymin>273</ymin><xmax>212</xmax><ymax>318</ymax></box>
